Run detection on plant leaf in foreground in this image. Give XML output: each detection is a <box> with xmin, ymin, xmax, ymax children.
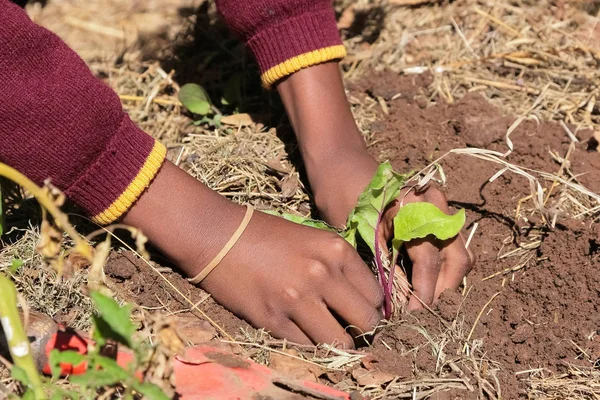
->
<box><xmin>345</xmin><ymin>162</ymin><xmax>408</xmax><ymax>253</ymax></box>
<box><xmin>90</xmin><ymin>291</ymin><xmax>135</xmax><ymax>348</ymax></box>
<box><xmin>345</xmin><ymin>162</ymin><xmax>409</xmax><ymax>318</ymax></box>
<box><xmin>390</xmin><ymin>203</ymin><xmax>465</xmax><ymax>307</ymax></box>
<box><xmin>393</xmin><ymin>202</ymin><xmax>466</xmax><ymax>243</ymax></box>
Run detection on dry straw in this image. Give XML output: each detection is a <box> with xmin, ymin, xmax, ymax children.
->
<box><xmin>4</xmin><ymin>0</ymin><xmax>600</xmax><ymax>398</ymax></box>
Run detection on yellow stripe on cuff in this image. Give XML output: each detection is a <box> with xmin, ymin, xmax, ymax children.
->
<box><xmin>261</xmin><ymin>45</ymin><xmax>347</xmax><ymax>88</ymax></box>
<box><xmin>92</xmin><ymin>141</ymin><xmax>167</xmax><ymax>225</ymax></box>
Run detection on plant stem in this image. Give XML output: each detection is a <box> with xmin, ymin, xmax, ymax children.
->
<box><xmin>0</xmin><ymin>163</ymin><xmax>93</xmax><ymax>261</ymax></box>
<box><xmin>373</xmin><ymin>214</ymin><xmax>392</xmax><ymax>319</ymax></box>
<box><xmin>0</xmin><ymin>275</ymin><xmax>46</xmax><ymax>399</ymax></box>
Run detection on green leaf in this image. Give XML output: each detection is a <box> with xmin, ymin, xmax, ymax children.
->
<box><xmin>9</xmin><ymin>259</ymin><xmax>24</xmax><ymax>274</ymax></box>
<box><xmin>94</xmin><ymin>355</ymin><xmax>131</xmax><ymax>381</ymax></box>
<box><xmin>70</xmin><ymin>369</ymin><xmax>122</xmax><ymax>388</ymax></box>
<box><xmin>179</xmin><ymin>83</ymin><xmax>212</xmax><ymax>115</ymax></box>
<box><xmin>49</xmin><ymin>386</ymin><xmax>80</xmax><ymax>400</ymax></box>
<box><xmin>69</xmin><ymin>356</ymin><xmax>130</xmax><ymax>387</ymax></box>
<box><xmin>264</xmin><ymin>210</ymin><xmax>336</xmax><ymax>231</ymax></box>
<box><xmin>49</xmin><ymin>350</ymin><xmax>86</xmax><ymax>379</ymax></box>
<box><xmin>342</xmin><ymin>219</ymin><xmax>358</xmax><ymax>247</ymax></box>
<box><xmin>393</xmin><ymin>202</ymin><xmax>466</xmax><ymax>244</ymax></box>
<box><xmin>345</xmin><ymin>162</ymin><xmax>410</xmax><ymax>254</ymax></box>
<box><xmin>11</xmin><ymin>365</ymin><xmax>30</xmax><ymax>386</ymax></box>
<box><xmin>90</xmin><ymin>292</ymin><xmax>134</xmax><ymax>348</ymax></box>
<box><xmin>132</xmin><ymin>382</ymin><xmax>170</xmax><ymax>400</ymax></box>
<box><xmin>192</xmin><ymin>114</ymin><xmax>222</xmax><ymax>128</ymax></box>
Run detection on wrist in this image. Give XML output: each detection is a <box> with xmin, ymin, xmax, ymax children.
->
<box><xmin>122</xmin><ymin>161</ymin><xmax>246</xmax><ymax>278</ymax></box>
<box><xmin>308</xmin><ymin>148</ymin><xmax>379</xmax><ymax>227</ymax></box>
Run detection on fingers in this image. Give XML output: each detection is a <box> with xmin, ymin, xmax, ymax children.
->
<box><xmin>324</xmin><ymin>275</ymin><xmax>383</xmax><ymax>336</ymax></box>
<box><xmin>405</xmin><ymin>238</ymin><xmax>441</xmax><ymax>311</ymax></box>
<box><xmin>291</xmin><ymin>301</ymin><xmax>356</xmax><ymax>349</ymax></box>
<box><xmin>263</xmin><ymin>317</ymin><xmax>313</xmax><ymax>345</ymax></box>
<box><xmin>401</xmin><ymin>186</ymin><xmax>473</xmax><ymax>309</ymax></box>
<box><xmin>341</xmin><ymin>247</ymin><xmax>385</xmax><ymax>309</ymax></box>
<box><xmin>434</xmin><ymin>233</ymin><xmax>474</xmax><ymax>299</ymax></box>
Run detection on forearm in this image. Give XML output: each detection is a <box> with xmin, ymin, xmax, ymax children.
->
<box><xmin>122</xmin><ymin>161</ymin><xmax>245</xmax><ymax>278</ymax></box>
<box><xmin>0</xmin><ymin>0</ymin><xmax>165</xmax><ymax>224</ymax></box>
<box><xmin>277</xmin><ymin>63</ymin><xmax>378</xmax><ymax>226</ymax></box>
<box><xmin>277</xmin><ymin>62</ymin><xmax>369</xmax><ymax>163</ymax></box>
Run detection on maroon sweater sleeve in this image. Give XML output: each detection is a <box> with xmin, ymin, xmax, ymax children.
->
<box><xmin>215</xmin><ymin>0</ymin><xmax>346</xmax><ymax>87</ymax></box>
<box><xmin>0</xmin><ymin>0</ymin><xmax>166</xmax><ymax>225</ymax></box>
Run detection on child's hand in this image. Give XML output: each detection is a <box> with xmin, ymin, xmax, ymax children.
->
<box><xmin>201</xmin><ymin>210</ymin><xmax>384</xmax><ymax>347</ymax></box>
<box><xmin>124</xmin><ymin>161</ymin><xmax>383</xmax><ymax>347</ymax></box>
<box><xmin>380</xmin><ymin>185</ymin><xmax>474</xmax><ymax>310</ymax></box>
<box><xmin>313</xmin><ymin>158</ymin><xmax>474</xmax><ymax>310</ymax></box>
<box><xmin>277</xmin><ymin>62</ymin><xmax>474</xmax><ymax>310</ymax></box>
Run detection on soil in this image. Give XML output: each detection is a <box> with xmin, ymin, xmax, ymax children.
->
<box><xmin>357</xmin><ymin>72</ymin><xmax>600</xmax><ymax>399</ymax></box>
<box><xmin>104</xmin><ymin>71</ymin><xmax>600</xmax><ymax>399</ymax></box>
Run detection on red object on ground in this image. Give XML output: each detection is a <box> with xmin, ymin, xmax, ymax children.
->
<box><xmin>40</xmin><ymin>327</ymin><xmax>136</xmax><ymax>377</ymax></box>
<box><xmin>174</xmin><ymin>345</ymin><xmax>350</xmax><ymax>400</ymax></box>
<box><xmin>36</xmin><ymin>327</ymin><xmax>350</xmax><ymax>399</ymax></box>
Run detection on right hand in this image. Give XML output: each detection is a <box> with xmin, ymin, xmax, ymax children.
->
<box><xmin>123</xmin><ymin>161</ymin><xmax>383</xmax><ymax>348</ymax></box>
<box><xmin>199</xmin><ymin>210</ymin><xmax>384</xmax><ymax>348</ymax></box>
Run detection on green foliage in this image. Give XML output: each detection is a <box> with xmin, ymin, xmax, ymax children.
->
<box><xmin>9</xmin><ymin>259</ymin><xmax>24</xmax><ymax>274</ymax></box>
<box><xmin>179</xmin><ymin>83</ymin><xmax>225</xmax><ymax>128</ymax></box>
<box><xmin>0</xmin><ymin>275</ymin><xmax>46</xmax><ymax>398</ymax></box>
<box><xmin>90</xmin><ymin>291</ymin><xmax>135</xmax><ymax>348</ymax></box>
<box><xmin>11</xmin><ymin>366</ymin><xmax>30</xmax><ymax>387</ymax></box>
<box><xmin>263</xmin><ymin>210</ymin><xmax>337</xmax><ymax>231</ymax></box>
<box><xmin>391</xmin><ymin>203</ymin><xmax>465</xmax><ymax>264</ymax></box>
<box><xmin>133</xmin><ymin>382</ymin><xmax>171</xmax><ymax>400</ymax></box>
<box><xmin>179</xmin><ymin>83</ymin><xmax>213</xmax><ymax>116</ymax></box>
<box><xmin>272</xmin><ymin>161</ymin><xmax>466</xmax><ymax>318</ymax></box>
<box><xmin>48</xmin><ymin>350</ymin><xmax>85</xmax><ymax>379</ymax></box>
<box><xmin>344</xmin><ymin>162</ymin><xmax>409</xmax><ymax>252</ymax></box>
<box><xmin>192</xmin><ymin>113</ymin><xmax>222</xmax><ymax>128</ymax></box>
<box><xmin>42</xmin><ymin>292</ymin><xmax>168</xmax><ymax>400</ymax></box>
<box><xmin>393</xmin><ymin>203</ymin><xmax>465</xmax><ymax>242</ymax></box>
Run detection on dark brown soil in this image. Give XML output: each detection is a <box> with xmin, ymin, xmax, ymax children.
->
<box><xmin>105</xmin><ymin>71</ymin><xmax>600</xmax><ymax>399</ymax></box>
<box><xmin>104</xmin><ymin>251</ymin><xmax>252</xmax><ymax>337</ymax></box>
<box><xmin>357</xmin><ymin>72</ymin><xmax>600</xmax><ymax>399</ymax></box>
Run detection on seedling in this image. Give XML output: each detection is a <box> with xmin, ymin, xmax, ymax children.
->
<box><xmin>179</xmin><ymin>83</ymin><xmax>222</xmax><ymax>127</ymax></box>
<box><xmin>273</xmin><ymin>162</ymin><xmax>466</xmax><ymax>319</ymax></box>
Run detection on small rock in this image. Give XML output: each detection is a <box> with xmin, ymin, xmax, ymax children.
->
<box><xmin>351</xmin><ymin>367</ymin><xmax>395</xmax><ymax>386</ymax></box>
<box><xmin>174</xmin><ymin>315</ymin><xmax>217</xmax><ymax>344</ymax></box>
<box><xmin>511</xmin><ymin>324</ymin><xmax>534</xmax><ymax>344</ymax></box>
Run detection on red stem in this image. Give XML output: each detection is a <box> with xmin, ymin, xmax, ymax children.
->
<box><xmin>374</xmin><ymin>213</ymin><xmax>392</xmax><ymax>319</ymax></box>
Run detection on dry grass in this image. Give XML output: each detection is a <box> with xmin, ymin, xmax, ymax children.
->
<box><xmin>0</xmin><ymin>0</ymin><xmax>599</xmax><ymax>398</ymax></box>
<box><xmin>344</xmin><ymin>0</ymin><xmax>600</xmax><ymax>128</ymax></box>
<box><xmin>526</xmin><ymin>364</ymin><xmax>600</xmax><ymax>400</ymax></box>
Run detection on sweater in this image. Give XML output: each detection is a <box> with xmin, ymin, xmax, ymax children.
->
<box><xmin>0</xmin><ymin>0</ymin><xmax>345</xmax><ymax>225</ymax></box>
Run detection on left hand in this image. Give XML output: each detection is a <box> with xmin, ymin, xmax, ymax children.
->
<box><xmin>276</xmin><ymin>62</ymin><xmax>474</xmax><ymax>311</ymax></box>
<box><xmin>306</xmin><ymin>151</ymin><xmax>474</xmax><ymax>311</ymax></box>
<box><xmin>379</xmin><ymin>184</ymin><xmax>474</xmax><ymax>310</ymax></box>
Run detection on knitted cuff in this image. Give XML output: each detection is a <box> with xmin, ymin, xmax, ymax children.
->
<box><xmin>65</xmin><ymin>115</ymin><xmax>166</xmax><ymax>225</ymax></box>
<box><xmin>247</xmin><ymin>8</ymin><xmax>346</xmax><ymax>88</ymax></box>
